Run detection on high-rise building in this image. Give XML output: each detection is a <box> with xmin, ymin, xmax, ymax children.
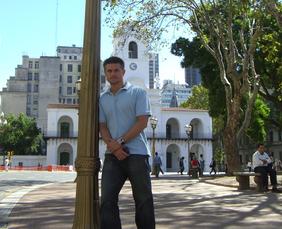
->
<box><xmin>0</xmin><ymin>55</ymin><xmax>61</xmax><ymax>130</ymax></box>
<box><xmin>149</xmin><ymin>53</ymin><xmax>159</xmax><ymax>89</ymax></box>
<box><xmin>0</xmin><ymin>45</ymin><xmax>106</xmax><ymax>132</ymax></box>
<box><xmin>56</xmin><ymin>45</ymin><xmax>82</xmax><ymax>105</ymax></box>
<box><xmin>185</xmin><ymin>66</ymin><xmax>201</xmax><ymax>87</ymax></box>
<box><xmin>161</xmin><ymin>80</ymin><xmax>192</xmax><ymax>107</ymax></box>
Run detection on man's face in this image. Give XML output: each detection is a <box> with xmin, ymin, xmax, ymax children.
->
<box><xmin>104</xmin><ymin>63</ymin><xmax>125</xmax><ymax>85</ymax></box>
<box><xmin>258</xmin><ymin>145</ymin><xmax>265</xmax><ymax>153</ymax></box>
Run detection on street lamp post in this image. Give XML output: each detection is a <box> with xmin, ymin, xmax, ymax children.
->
<box><xmin>72</xmin><ymin>0</ymin><xmax>101</xmax><ymax>228</ymax></box>
<box><xmin>185</xmin><ymin>124</ymin><xmax>192</xmax><ymax>175</ymax></box>
<box><xmin>75</xmin><ymin>78</ymin><xmax>81</xmax><ymax>96</ymax></box>
<box><xmin>150</xmin><ymin>116</ymin><xmax>158</xmax><ymax>173</ymax></box>
<box><xmin>75</xmin><ymin>78</ymin><xmax>81</xmax><ymax>115</ymax></box>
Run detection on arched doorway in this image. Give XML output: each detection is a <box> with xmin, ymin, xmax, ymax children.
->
<box><xmin>166</xmin><ymin>144</ymin><xmax>180</xmax><ymax>172</ymax></box>
<box><xmin>60</xmin><ymin>152</ymin><xmax>70</xmax><ymax>165</ymax></box>
<box><xmin>57</xmin><ymin>143</ymin><xmax>73</xmax><ymax>165</ymax></box>
<box><xmin>57</xmin><ymin>116</ymin><xmax>74</xmax><ymax>138</ymax></box>
<box><xmin>166</xmin><ymin>118</ymin><xmax>180</xmax><ymax>139</ymax></box>
<box><xmin>190</xmin><ymin>118</ymin><xmax>204</xmax><ymax>139</ymax></box>
<box><xmin>190</xmin><ymin>144</ymin><xmax>205</xmax><ymax>160</ymax></box>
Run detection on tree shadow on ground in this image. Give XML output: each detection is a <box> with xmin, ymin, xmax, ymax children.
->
<box><xmin>7</xmin><ymin>179</ymin><xmax>282</xmax><ymax>229</ymax></box>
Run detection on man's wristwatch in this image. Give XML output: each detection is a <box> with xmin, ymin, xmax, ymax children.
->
<box><xmin>117</xmin><ymin>137</ymin><xmax>126</xmax><ymax>145</ymax></box>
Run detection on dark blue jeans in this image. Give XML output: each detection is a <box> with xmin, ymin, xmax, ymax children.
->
<box><xmin>100</xmin><ymin>154</ymin><xmax>155</xmax><ymax>229</ymax></box>
<box><xmin>254</xmin><ymin>166</ymin><xmax>277</xmax><ymax>188</ymax></box>
<box><xmin>254</xmin><ymin>166</ymin><xmax>268</xmax><ymax>188</ymax></box>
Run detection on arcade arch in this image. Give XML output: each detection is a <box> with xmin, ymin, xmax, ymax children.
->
<box><xmin>190</xmin><ymin>118</ymin><xmax>204</xmax><ymax>139</ymax></box>
<box><xmin>166</xmin><ymin>144</ymin><xmax>181</xmax><ymax>172</ymax></box>
<box><xmin>166</xmin><ymin>118</ymin><xmax>180</xmax><ymax>139</ymax></box>
<box><xmin>57</xmin><ymin>143</ymin><xmax>73</xmax><ymax>165</ymax></box>
<box><xmin>57</xmin><ymin>116</ymin><xmax>74</xmax><ymax>138</ymax></box>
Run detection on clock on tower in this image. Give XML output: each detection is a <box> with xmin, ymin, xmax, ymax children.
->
<box><xmin>129</xmin><ymin>62</ymin><xmax>137</xmax><ymax>70</ymax></box>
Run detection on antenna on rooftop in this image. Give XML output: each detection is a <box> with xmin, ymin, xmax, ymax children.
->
<box><xmin>55</xmin><ymin>0</ymin><xmax>59</xmax><ymax>54</ymax></box>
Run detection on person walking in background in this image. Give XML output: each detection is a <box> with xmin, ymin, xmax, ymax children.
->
<box><xmin>252</xmin><ymin>143</ymin><xmax>281</xmax><ymax>192</ymax></box>
<box><xmin>99</xmin><ymin>56</ymin><xmax>155</xmax><ymax>229</ymax></box>
<box><xmin>199</xmin><ymin>154</ymin><xmax>205</xmax><ymax>176</ymax></box>
<box><xmin>4</xmin><ymin>157</ymin><xmax>9</xmax><ymax>172</ymax></box>
<box><xmin>178</xmin><ymin>156</ymin><xmax>185</xmax><ymax>175</ymax></box>
<box><xmin>209</xmin><ymin>157</ymin><xmax>217</xmax><ymax>175</ymax></box>
<box><xmin>153</xmin><ymin>152</ymin><xmax>162</xmax><ymax>178</ymax></box>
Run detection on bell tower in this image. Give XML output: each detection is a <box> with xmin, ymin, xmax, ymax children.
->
<box><xmin>112</xmin><ymin>31</ymin><xmax>159</xmax><ymax>89</ymax></box>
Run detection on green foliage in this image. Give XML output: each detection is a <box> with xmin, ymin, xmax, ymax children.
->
<box><xmin>180</xmin><ymin>85</ymin><xmax>209</xmax><ymax>109</ymax></box>
<box><xmin>255</xmin><ymin>7</ymin><xmax>282</xmax><ymax>128</ymax></box>
<box><xmin>246</xmin><ymin>97</ymin><xmax>270</xmax><ymax>142</ymax></box>
<box><xmin>171</xmin><ymin>35</ymin><xmax>274</xmax><ymax>143</ymax></box>
<box><xmin>170</xmin><ymin>2</ymin><xmax>282</xmax><ymax>137</ymax></box>
<box><xmin>0</xmin><ymin>113</ymin><xmax>42</xmax><ymax>155</ymax></box>
<box><xmin>214</xmin><ymin>148</ymin><xmax>225</xmax><ymax>165</ymax></box>
<box><xmin>171</xmin><ymin>37</ymin><xmax>226</xmax><ymax>118</ymax></box>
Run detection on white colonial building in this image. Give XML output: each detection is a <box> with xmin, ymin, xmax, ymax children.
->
<box><xmin>45</xmin><ymin>31</ymin><xmax>213</xmax><ymax>173</ymax></box>
<box><xmin>45</xmin><ymin>87</ymin><xmax>213</xmax><ymax>173</ymax></box>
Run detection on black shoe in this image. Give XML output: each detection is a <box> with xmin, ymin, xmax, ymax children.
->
<box><xmin>272</xmin><ymin>188</ymin><xmax>282</xmax><ymax>193</ymax></box>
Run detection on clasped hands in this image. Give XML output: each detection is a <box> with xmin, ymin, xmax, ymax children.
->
<box><xmin>107</xmin><ymin>139</ymin><xmax>129</xmax><ymax>160</ymax></box>
<box><xmin>260</xmin><ymin>159</ymin><xmax>268</xmax><ymax>165</ymax></box>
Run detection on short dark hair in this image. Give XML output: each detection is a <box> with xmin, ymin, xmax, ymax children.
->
<box><xmin>103</xmin><ymin>56</ymin><xmax>124</xmax><ymax>69</ymax></box>
<box><xmin>257</xmin><ymin>143</ymin><xmax>264</xmax><ymax>148</ymax></box>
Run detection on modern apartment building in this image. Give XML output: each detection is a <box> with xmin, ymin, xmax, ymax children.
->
<box><xmin>161</xmin><ymin>80</ymin><xmax>192</xmax><ymax>107</ymax></box>
<box><xmin>56</xmin><ymin>45</ymin><xmax>82</xmax><ymax>105</ymax></box>
<box><xmin>185</xmin><ymin>66</ymin><xmax>201</xmax><ymax>87</ymax></box>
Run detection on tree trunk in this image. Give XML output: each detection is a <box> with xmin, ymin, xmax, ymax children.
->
<box><xmin>223</xmin><ymin>95</ymin><xmax>242</xmax><ymax>174</ymax></box>
<box><xmin>223</xmin><ymin>125</ymin><xmax>241</xmax><ymax>175</ymax></box>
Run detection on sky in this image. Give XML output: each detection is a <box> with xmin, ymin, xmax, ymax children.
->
<box><xmin>0</xmin><ymin>0</ymin><xmax>185</xmax><ymax>90</ymax></box>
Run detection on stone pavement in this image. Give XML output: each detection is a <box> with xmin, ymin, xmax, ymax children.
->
<box><xmin>4</xmin><ymin>174</ymin><xmax>282</xmax><ymax>229</ymax></box>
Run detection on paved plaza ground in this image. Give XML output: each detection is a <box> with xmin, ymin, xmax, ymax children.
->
<box><xmin>0</xmin><ymin>171</ymin><xmax>281</xmax><ymax>229</ymax></box>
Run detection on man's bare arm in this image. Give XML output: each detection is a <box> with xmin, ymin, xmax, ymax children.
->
<box><xmin>99</xmin><ymin>123</ymin><xmax>128</xmax><ymax>160</ymax></box>
<box><xmin>121</xmin><ymin>115</ymin><xmax>149</xmax><ymax>143</ymax></box>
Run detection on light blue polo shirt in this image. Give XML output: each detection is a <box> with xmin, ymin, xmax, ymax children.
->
<box><xmin>99</xmin><ymin>82</ymin><xmax>152</xmax><ymax>156</ymax></box>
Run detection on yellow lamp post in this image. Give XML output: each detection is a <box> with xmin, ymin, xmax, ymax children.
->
<box><xmin>72</xmin><ymin>0</ymin><xmax>101</xmax><ymax>228</ymax></box>
<box><xmin>184</xmin><ymin>124</ymin><xmax>192</xmax><ymax>175</ymax></box>
<box><xmin>75</xmin><ymin>78</ymin><xmax>81</xmax><ymax>96</ymax></box>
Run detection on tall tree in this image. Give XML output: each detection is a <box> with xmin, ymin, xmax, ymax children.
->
<box><xmin>171</xmin><ymin>33</ymin><xmax>277</xmax><ymax>141</ymax></box>
<box><xmin>105</xmin><ymin>0</ymin><xmax>281</xmax><ymax>172</ymax></box>
<box><xmin>180</xmin><ymin>85</ymin><xmax>209</xmax><ymax>110</ymax></box>
<box><xmin>0</xmin><ymin>113</ymin><xmax>42</xmax><ymax>155</ymax></box>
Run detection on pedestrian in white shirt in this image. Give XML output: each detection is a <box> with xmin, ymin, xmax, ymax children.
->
<box><xmin>252</xmin><ymin>143</ymin><xmax>280</xmax><ymax>192</ymax></box>
<box><xmin>4</xmin><ymin>157</ymin><xmax>9</xmax><ymax>172</ymax></box>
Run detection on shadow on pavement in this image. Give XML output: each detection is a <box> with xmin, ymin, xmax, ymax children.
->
<box><xmin>7</xmin><ymin>178</ymin><xmax>282</xmax><ymax>229</ymax></box>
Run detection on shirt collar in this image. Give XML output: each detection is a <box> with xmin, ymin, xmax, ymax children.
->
<box><xmin>105</xmin><ymin>81</ymin><xmax>131</xmax><ymax>94</ymax></box>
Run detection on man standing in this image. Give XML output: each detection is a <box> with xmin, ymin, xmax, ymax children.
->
<box><xmin>252</xmin><ymin>143</ymin><xmax>280</xmax><ymax>192</ymax></box>
<box><xmin>152</xmin><ymin>152</ymin><xmax>162</xmax><ymax>178</ymax></box>
<box><xmin>178</xmin><ymin>156</ymin><xmax>185</xmax><ymax>175</ymax></box>
<box><xmin>99</xmin><ymin>56</ymin><xmax>155</xmax><ymax>229</ymax></box>
<box><xmin>199</xmin><ymin>154</ymin><xmax>205</xmax><ymax>176</ymax></box>
<box><xmin>209</xmin><ymin>157</ymin><xmax>217</xmax><ymax>175</ymax></box>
